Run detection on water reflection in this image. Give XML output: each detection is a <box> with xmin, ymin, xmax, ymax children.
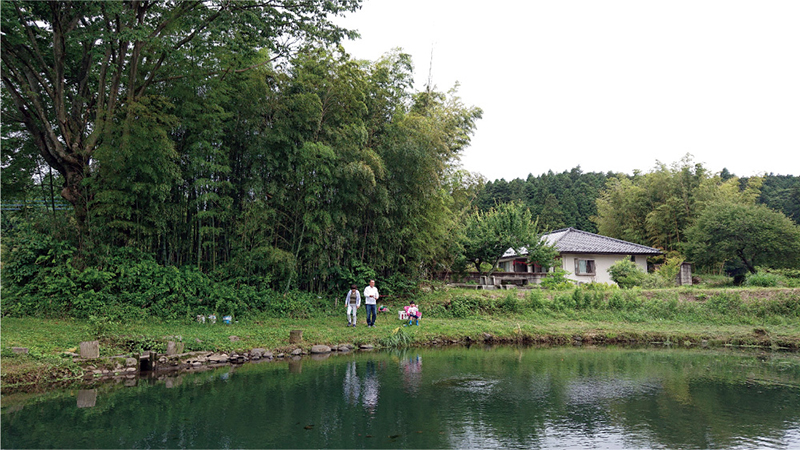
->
<box><xmin>343</xmin><ymin>360</ymin><xmax>359</xmax><ymax>406</ymax></box>
<box><xmin>400</xmin><ymin>355</ymin><xmax>423</xmax><ymax>394</ymax></box>
<box><xmin>363</xmin><ymin>360</ymin><xmax>380</xmax><ymax>415</ymax></box>
<box><xmin>2</xmin><ymin>346</ymin><xmax>799</xmax><ymax>449</ymax></box>
<box><xmin>76</xmin><ymin>389</ymin><xmax>96</xmax><ymax>408</ymax></box>
<box><xmin>341</xmin><ymin>359</ymin><xmax>382</xmax><ymax>415</ymax></box>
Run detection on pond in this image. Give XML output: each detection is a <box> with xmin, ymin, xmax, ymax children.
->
<box><xmin>2</xmin><ymin>346</ymin><xmax>800</xmax><ymax>449</ymax></box>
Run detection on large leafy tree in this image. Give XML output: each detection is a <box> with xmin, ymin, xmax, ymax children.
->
<box><xmin>460</xmin><ymin>202</ymin><xmax>545</xmax><ymax>277</ymax></box>
<box><xmin>1</xmin><ymin>0</ymin><xmax>360</xmax><ymax>241</ymax></box>
<box><xmin>594</xmin><ymin>155</ymin><xmax>763</xmax><ymax>251</ymax></box>
<box><xmin>683</xmin><ymin>202</ymin><xmax>800</xmax><ymax>273</ymax></box>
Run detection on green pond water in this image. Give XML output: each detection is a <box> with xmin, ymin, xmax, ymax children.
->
<box><xmin>2</xmin><ymin>346</ymin><xmax>800</xmax><ymax>449</ymax></box>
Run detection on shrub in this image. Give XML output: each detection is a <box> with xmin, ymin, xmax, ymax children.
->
<box><xmin>527</xmin><ymin>289</ymin><xmax>546</xmax><ymax>310</ymax></box>
<box><xmin>552</xmin><ymin>292</ymin><xmax>577</xmax><ymax>311</ymax></box>
<box><xmin>641</xmin><ymin>273</ymin><xmax>671</xmax><ymax>289</ymax></box>
<box><xmin>500</xmin><ymin>291</ymin><xmax>522</xmax><ymax>313</ymax></box>
<box><xmin>540</xmin><ymin>269</ymin><xmax>574</xmax><ymax>290</ymax></box>
<box><xmin>608</xmin><ymin>260</ymin><xmax>646</xmax><ymax>289</ymax></box>
<box><xmin>706</xmin><ymin>292</ymin><xmax>743</xmax><ymax>315</ymax></box>
<box><xmin>653</xmin><ymin>257</ymin><xmax>684</xmax><ymax>287</ymax></box>
<box><xmin>606</xmin><ymin>290</ymin><xmax>643</xmax><ymax>311</ymax></box>
<box><xmin>744</xmin><ymin>271</ymin><xmax>785</xmax><ymax>287</ymax></box>
<box><xmin>447</xmin><ymin>295</ymin><xmax>485</xmax><ymax>318</ymax></box>
<box><xmin>1</xmin><ymin>232</ymin><xmax>333</xmax><ymax>320</ymax></box>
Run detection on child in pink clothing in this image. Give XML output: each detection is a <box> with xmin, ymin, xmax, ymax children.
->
<box><xmin>405</xmin><ymin>301</ymin><xmax>420</xmax><ymax>326</ymax></box>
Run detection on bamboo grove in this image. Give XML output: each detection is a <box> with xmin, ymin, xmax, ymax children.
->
<box><xmin>1</xmin><ymin>1</ymin><xmax>482</xmax><ymax>296</ymax></box>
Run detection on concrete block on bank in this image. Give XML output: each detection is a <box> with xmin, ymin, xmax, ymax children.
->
<box><xmin>80</xmin><ymin>341</ymin><xmax>100</xmax><ymax>359</ymax></box>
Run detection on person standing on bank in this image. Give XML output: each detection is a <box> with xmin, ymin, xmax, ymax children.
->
<box><xmin>345</xmin><ymin>284</ymin><xmax>361</xmax><ymax>327</ymax></box>
<box><xmin>363</xmin><ymin>279</ymin><xmax>379</xmax><ymax>327</ymax></box>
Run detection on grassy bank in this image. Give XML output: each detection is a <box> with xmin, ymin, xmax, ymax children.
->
<box><xmin>2</xmin><ymin>287</ymin><xmax>799</xmax><ymax>389</ymax></box>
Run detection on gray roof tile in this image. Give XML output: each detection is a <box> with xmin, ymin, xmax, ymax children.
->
<box><xmin>503</xmin><ymin>227</ymin><xmax>661</xmax><ymax>257</ymax></box>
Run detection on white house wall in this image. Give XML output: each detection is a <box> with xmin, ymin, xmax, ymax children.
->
<box><xmin>560</xmin><ymin>254</ymin><xmax>648</xmax><ymax>285</ymax></box>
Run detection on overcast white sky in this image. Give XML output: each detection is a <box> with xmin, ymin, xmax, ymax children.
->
<box><xmin>335</xmin><ymin>0</ymin><xmax>800</xmax><ymax>181</ymax></box>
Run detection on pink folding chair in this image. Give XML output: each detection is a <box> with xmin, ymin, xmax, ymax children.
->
<box><xmin>404</xmin><ymin>305</ymin><xmax>421</xmax><ymax>322</ymax></box>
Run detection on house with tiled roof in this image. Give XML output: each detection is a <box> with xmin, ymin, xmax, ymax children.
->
<box><xmin>497</xmin><ymin>227</ymin><xmax>662</xmax><ymax>285</ymax></box>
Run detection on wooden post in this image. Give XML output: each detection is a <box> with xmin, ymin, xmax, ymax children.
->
<box><xmin>289</xmin><ymin>330</ymin><xmax>303</xmax><ymax>344</ymax></box>
<box><xmin>149</xmin><ymin>351</ymin><xmax>159</xmax><ymax>371</ymax></box>
<box><xmin>79</xmin><ymin>340</ymin><xmax>100</xmax><ymax>359</ymax></box>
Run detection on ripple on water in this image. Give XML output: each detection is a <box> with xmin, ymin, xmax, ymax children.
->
<box><xmin>434</xmin><ymin>375</ymin><xmax>500</xmax><ymax>394</ymax></box>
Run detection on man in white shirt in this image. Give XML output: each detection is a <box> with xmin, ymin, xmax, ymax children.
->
<box><xmin>363</xmin><ymin>279</ymin><xmax>379</xmax><ymax>327</ymax></box>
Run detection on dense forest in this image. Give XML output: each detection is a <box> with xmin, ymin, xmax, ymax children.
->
<box><xmin>476</xmin><ymin>159</ymin><xmax>800</xmax><ymax>274</ymax></box>
<box><xmin>477</xmin><ymin>166</ymin><xmax>800</xmax><ymax>235</ymax></box>
<box><xmin>1</xmin><ymin>0</ymin><xmax>487</xmax><ymax>318</ymax></box>
<box><xmin>2</xmin><ymin>1</ymin><xmax>799</xmax><ymax>320</ymax></box>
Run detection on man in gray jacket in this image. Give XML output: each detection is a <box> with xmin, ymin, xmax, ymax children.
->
<box><xmin>345</xmin><ymin>284</ymin><xmax>361</xmax><ymax>327</ymax></box>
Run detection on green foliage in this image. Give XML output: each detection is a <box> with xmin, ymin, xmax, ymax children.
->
<box><xmin>88</xmin><ymin>97</ymin><xmax>180</xmax><ymax>247</ymax></box>
<box><xmin>500</xmin><ymin>292</ymin><xmax>523</xmax><ymax>313</ymax></box>
<box><xmin>539</xmin><ymin>268</ymin><xmax>575</xmax><ymax>290</ymax></box>
<box><xmin>526</xmin><ymin>289</ymin><xmax>547</xmax><ymax>310</ymax></box>
<box><xmin>745</xmin><ymin>271</ymin><xmax>786</xmax><ymax>287</ymax></box>
<box><xmin>446</xmin><ymin>295</ymin><xmax>488</xmax><ymax>318</ymax></box>
<box><xmin>330</xmin><ymin>261</ymin><xmax>378</xmax><ymax>295</ymax></box>
<box><xmin>607</xmin><ymin>290</ymin><xmax>643</xmax><ymax>311</ymax></box>
<box><xmin>684</xmin><ymin>201</ymin><xmax>800</xmax><ymax>273</ymax></box>
<box><xmin>595</xmin><ymin>154</ymin><xmax>764</xmax><ymax>252</ymax></box>
<box><xmin>753</xmin><ymin>268</ymin><xmax>800</xmax><ymax>287</ymax></box>
<box><xmin>380</xmin><ymin>326</ymin><xmax>414</xmax><ymax>348</ymax></box>
<box><xmin>640</xmin><ymin>257</ymin><xmax>685</xmax><ymax>289</ymax></box>
<box><xmin>475</xmin><ymin>167</ymin><xmax>610</xmax><ymax>232</ymax></box>
<box><xmin>1</xmin><ymin>230</ymin><xmax>332</xmax><ymax>320</ymax></box>
<box><xmin>757</xmin><ymin>174</ymin><xmax>800</xmax><ymax>224</ymax></box>
<box><xmin>382</xmin><ymin>273</ymin><xmax>419</xmax><ymax>298</ymax></box>
<box><xmin>656</xmin><ymin>257</ymin><xmax>684</xmax><ymax>287</ymax></box>
<box><xmin>551</xmin><ymin>292</ymin><xmax>577</xmax><ymax>311</ymax></box>
<box><xmin>526</xmin><ymin>243</ymin><xmax>560</xmax><ymax>273</ymax></box>
<box><xmin>608</xmin><ymin>260</ymin><xmax>646</xmax><ymax>289</ymax></box>
<box><xmin>460</xmin><ymin>201</ymin><xmax>542</xmax><ymax>276</ymax></box>
<box><xmin>706</xmin><ymin>292</ymin><xmax>744</xmax><ymax>315</ymax></box>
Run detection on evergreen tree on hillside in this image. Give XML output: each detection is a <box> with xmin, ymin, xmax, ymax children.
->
<box><xmin>473</xmin><ymin>167</ymin><xmax>609</xmax><ymax>233</ymax></box>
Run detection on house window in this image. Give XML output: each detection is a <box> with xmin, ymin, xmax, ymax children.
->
<box><xmin>575</xmin><ymin>259</ymin><xmax>596</xmax><ymax>276</ymax></box>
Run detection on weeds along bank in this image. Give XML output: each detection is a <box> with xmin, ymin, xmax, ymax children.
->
<box><xmin>2</xmin><ymin>286</ymin><xmax>799</xmax><ymax>389</ymax></box>
<box><xmin>3</xmin><ymin>233</ymin><xmax>799</xmax><ymax>324</ymax></box>
<box><xmin>420</xmin><ymin>287</ymin><xmax>800</xmax><ymax>325</ymax></box>
<box><xmin>3</xmin><ymin>223</ymin><xmax>798</xmax><ymax>322</ymax></box>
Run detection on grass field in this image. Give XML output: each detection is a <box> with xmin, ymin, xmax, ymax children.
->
<box><xmin>2</xmin><ymin>286</ymin><xmax>799</xmax><ymax>388</ymax></box>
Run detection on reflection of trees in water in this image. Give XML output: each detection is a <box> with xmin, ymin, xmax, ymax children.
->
<box><xmin>425</xmin><ymin>348</ymin><xmax>800</xmax><ymax>449</ymax></box>
<box><xmin>2</xmin><ymin>348</ymin><xmax>799</xmax><ymax>449</ymax></box>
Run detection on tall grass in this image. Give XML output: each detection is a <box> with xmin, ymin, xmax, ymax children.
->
<box><xmin>415</xmin><ymin>287</ymin><xmax>800</xmax><ymax>326</ymax></box>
